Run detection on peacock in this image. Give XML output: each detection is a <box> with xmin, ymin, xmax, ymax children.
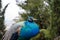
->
<box><xmin>17</xmin><ymin>17</ymin><xmax>40</xmax><ymax>40</ymax></box>
<box><xmin>2</xmin><ymin>17</ymin><xmax>40</xmax><ymax>40</ymax></box>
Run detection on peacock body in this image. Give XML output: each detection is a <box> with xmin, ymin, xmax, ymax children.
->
<box><xmin>18</xmin><ymin>21</ymin><xmax>40</xmax><ymax>40</ymax></box>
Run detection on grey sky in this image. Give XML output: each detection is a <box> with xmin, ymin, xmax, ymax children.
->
<box><xmin>2</xmin><ymin>0</ymin><xmax>26</xmax><ymax>30</ymax></box>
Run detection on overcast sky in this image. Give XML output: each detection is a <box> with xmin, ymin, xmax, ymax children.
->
<box><xmin>2</xmin><ymin>0</ymin><xmax>26</xmax><ymax>30</ymax></box>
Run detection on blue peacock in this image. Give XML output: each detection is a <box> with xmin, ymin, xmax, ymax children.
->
<box><xmin>17</xmin><ymin>17</ymin><xmax>40</xmax><ymax>40</ymax></box>
<box><xmin>2</xmin><ymin>17</ymin><xmax>40</xmax><ymax>40</ymax></box>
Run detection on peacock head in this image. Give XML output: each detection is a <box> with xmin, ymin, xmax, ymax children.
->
<box><xmin>27</xmin><ymin>16</ymin><xmax>34</xmax><ymax>22</ymax></box>
<box><xmin>27</xmin><ymin>16</ymin><xmax>38</xmax><ymax>22</ymax></box>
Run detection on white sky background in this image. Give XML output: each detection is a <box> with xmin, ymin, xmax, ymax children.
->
<box><xmin>2</xmin><ymin>0</ymin><xmax>27</xmax><ymax>30</ymax></box>
<box><xmin>1</xmin><ymin>0</ymin><xmax>48</xmax><ymax>30</ymax></box>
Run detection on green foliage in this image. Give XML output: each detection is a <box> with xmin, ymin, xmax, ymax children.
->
<box><xmin>0</xmin><ymin>2</ymin><xmax>9</xmax><ymax>39</ymax></box>
<box><xmin>18</xmin><ymin>0</ymin><xmax>60</xmax><ymax>40</ymax></box>
<box><xmin>40</xmin><ymin>29</ymin><xmax>51</xmax><ymax>38</ymax></box>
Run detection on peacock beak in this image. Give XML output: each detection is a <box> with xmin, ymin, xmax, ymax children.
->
<box><xmin>33</xmin><ymin>18</ymin><xmax>38</xmax><ymax>21</ymax></box>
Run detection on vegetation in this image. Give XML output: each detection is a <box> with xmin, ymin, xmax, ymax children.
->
<box><xmin>19</xmin><ymin>0</ymin><xmax>60</xmax><ymax>40</ymax></box>
<box><xmin>0</xmin><ymin>0</ymin><xmax>9</xmax><ymax>39</ymax></box>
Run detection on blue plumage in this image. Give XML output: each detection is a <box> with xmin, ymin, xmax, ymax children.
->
<box><xmin>17</xmin><ymin>17</ymin><xmax>40</xmax><ymax>40</ymax></box>
<box><xmin>20</xmin><ymin>21</ymin><xmax>40</xmax><ymax>39</ymax></box>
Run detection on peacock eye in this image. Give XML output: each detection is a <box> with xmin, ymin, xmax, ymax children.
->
<box><xmin>25</xmin><ymin>1</ymin><xmax>28</xmax><ymax>3</ymax></box>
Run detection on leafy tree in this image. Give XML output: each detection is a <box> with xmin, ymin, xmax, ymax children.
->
<box><xmin>18</xmin><ymin>0</ymin><xmax>60</xmax><ymax>40</ymax></box>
